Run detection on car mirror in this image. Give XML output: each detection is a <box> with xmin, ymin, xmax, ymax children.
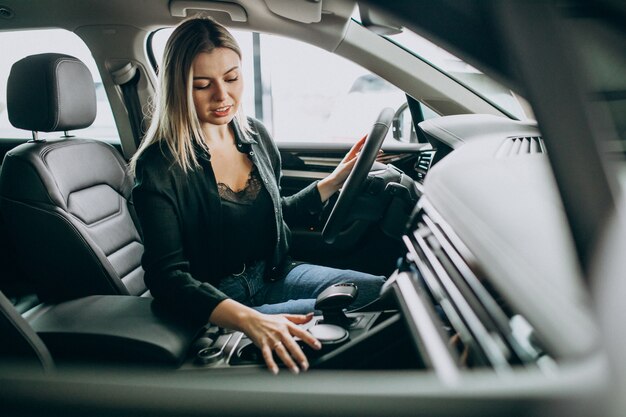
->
<box><xmin>392</xmin><ymin>102</ymin><xmax>417</xmax><ymax>143</ymax></box>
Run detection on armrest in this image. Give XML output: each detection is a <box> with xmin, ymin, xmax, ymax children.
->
<box><xmin>28</xmin><ymin>295</ymin><xmax>202</xmax><ymax>367</ymax></box>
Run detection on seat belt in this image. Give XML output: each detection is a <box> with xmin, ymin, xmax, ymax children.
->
<box><xmin>111</xmin><ymin>63</ymin><xmax>145</xmax><ymax>147</ymax></box>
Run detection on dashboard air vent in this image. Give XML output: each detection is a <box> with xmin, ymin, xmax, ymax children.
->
<box><xmin>401</xmin><ymin>200</ymin><xmax>550</xmax><ymax>373</ymax></box>
<box><xmin>496</xmin><ymin>136</ymin><xmax>545</xmax><ymax>158</ymax></box>
<box><xmin>414</xmin><ymin>150</ymin><xmax>435</xmax><ymax>183</ymax></box>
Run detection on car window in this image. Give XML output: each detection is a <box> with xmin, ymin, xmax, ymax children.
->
<box><xmin>386</xmin><ymin>28</ymin><xmax>532</xmax><ymax>121</ymax></box>
<box><xmin>0</xmin><ymin>29</ymin><xmax>119</xmax><ymax>143</ymax></box>
<box><xmin>151</xmin><ymin>29</ymin><xmax>435</xmax><ymax>144</ymax></box>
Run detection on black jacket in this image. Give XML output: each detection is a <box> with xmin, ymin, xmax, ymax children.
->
<box><xmin>132</xmin><ymin>118</ymin><xmax>324</xmax><ymax>322</ymax></box>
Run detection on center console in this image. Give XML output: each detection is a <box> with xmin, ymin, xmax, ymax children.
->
<box><xmin>183</xmin><ymin>283</ymin><xmax>413</xmax><ymax>371</ymax></box>
<box><xmin>26</xmin><ymin>283</ymin><xmax>415</xmax><ymax>371</ymax></box>
<box><xmin>183</xmin><ymin>310</ymin><xmax>392</xmax><ymax>370</ymax></box>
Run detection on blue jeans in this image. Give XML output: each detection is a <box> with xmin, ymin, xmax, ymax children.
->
<box><xmin>217</xmin><ymin>261</ymin><xmax>385</xmax><ymax>314</ymax></box>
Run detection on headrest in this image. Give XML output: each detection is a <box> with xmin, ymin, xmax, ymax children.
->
<box><xmin>7</xmin><ymin>53</ymin><xmax>97</xmax><ymax>133</ymax></box>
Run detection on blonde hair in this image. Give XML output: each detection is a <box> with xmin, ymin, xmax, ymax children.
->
<box><xmin>130</xmin><ymin>16</ymin><xmax>251</xmax><ymax>173</ymax></box>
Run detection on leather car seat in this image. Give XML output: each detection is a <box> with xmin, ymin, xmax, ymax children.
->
<box><xmin>0</xmin><ymin>53</ymin><xmax>148</xmax><ymax>302</ymax></box>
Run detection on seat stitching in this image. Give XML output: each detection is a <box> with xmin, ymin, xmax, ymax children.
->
<box><xmin>37</xmin><ymin>141</ymin><xmax>128</xmax><ymax>206</ymax></box>
<box><xmin>68</xmin><ymin>188</ymin><xmax>124</xmax><ymax>227</ymax></box>
<box><xmin>50</xmin><ymin>58</ymin><xmax>80</xmax><ymax>131</ymax></box>
<box><xmin>106</xmin><ymin>239</ymin><xmax>143</xmax><ymax>260</ymax></box>
<box><xmin>0</xmin><ymin>197</ymin><xmax>127</xmax><ymax>295</ymax></box>
<box><xmin>119</xmin><ymin>265</ymin><xmax>143</xmax><ymax>281</ymax></box>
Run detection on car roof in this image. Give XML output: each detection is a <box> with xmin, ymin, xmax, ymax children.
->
<box><xmin>0</xmin><ymin>0</ymin><xmax>356</xmax><ymax>47</ymax></box>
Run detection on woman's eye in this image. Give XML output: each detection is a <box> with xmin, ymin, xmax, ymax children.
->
<box><xmin>194</xmin><ymin>84</ymin><xmax>210</xmax><ymax>90</ymax></box>
<box><xmin>226</xmin><ymin>77</ymin><xmax>239</xmax><ymax>83</ymax></box>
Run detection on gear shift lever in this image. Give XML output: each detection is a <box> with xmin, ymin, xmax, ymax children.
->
<box><xmin>314</xmin><ymin>283</ymin><xmax>358</xmax><ymax>328</ymax></box>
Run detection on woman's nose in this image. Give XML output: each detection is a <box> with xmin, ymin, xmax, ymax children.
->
<box><xmin>212</xmin><ymin>81</ymin><xmax>228</xmax><ymax>101</ymax></box>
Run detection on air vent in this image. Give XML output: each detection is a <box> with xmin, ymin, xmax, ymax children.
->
<box><xmin>496</xmin><ymin>136</ymin><xmax>545</xmax><ymax>158</ymax></box>
<box><xmin>402</xmin><ymin>201</ymin><xmax>549</xmax><ymax>372</ymax></box>
<box><xmin>414</xmin><ymin>150</ymin><xmax>435</xmax><ymax>183</ymax></box>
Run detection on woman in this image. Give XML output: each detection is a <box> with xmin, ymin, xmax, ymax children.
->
<box><xmin>130</xmin><ymin>17</ymin><xmax>385</xmax><ymax>374</ymax></box>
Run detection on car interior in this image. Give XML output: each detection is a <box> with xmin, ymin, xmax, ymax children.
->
<box><xmin>0</xmin><ymin>1</ymin><xmax>624</xmax><ymax>416</ymax></box>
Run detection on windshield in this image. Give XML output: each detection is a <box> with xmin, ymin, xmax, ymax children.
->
<box><xmin>384</xmin><ymin>28</ymin><xmax>532</xmax><ymax>121</ymax></box>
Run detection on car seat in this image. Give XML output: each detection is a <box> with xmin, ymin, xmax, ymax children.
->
<box><xmin>0</xmin><ymin>53</ymin><xmax>147</xmax><ymax>302</ymax></box>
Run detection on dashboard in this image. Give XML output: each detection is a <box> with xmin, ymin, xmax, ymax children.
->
<box><xmin>419</xmin><ymin>115</ymin><xmax>597</xmax><ymax>360</ymax></box>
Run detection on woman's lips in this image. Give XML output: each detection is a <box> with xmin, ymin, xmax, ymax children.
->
<box><xmin>211</xmin><ymin>105</ymin><xmax>232</xmax><ymax>117</ymax></box>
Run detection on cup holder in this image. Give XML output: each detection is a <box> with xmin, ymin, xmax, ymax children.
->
<box><xmin>236</xmin><ymin>342</ymin><xmax>265</xmax><ymax>364</ymax></box>
<box><xmin>196</xmin><ymin>347</ymin><xmax>223</xmax><ymax>365</ymax></box>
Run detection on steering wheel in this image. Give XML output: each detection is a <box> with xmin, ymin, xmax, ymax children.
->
<box><xmin>322</xmin><ymin>107</ymin><xmax>395</xmax><ymax>244</ymax></box>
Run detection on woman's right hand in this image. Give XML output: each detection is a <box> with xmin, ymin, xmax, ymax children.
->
<box><xmin>241</xmin><ymin>311</ymin><xmax>322</xmax><ymax>374</ymax></box>
<box><xmin>209</xmin><ymin>299</ymin><xmax>322</xmax><ymax>374</ymax></box>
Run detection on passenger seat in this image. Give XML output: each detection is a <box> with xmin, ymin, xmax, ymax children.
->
<box><xmin>0</xmin><ymin>53</ymin><xmax>147</xmax><ymax>302</ymax></box>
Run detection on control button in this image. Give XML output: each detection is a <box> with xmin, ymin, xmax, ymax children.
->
<box><xmin>308</xmin><ymin>324</ymin><xmax>349</xmax><ymax>345</ymax></box>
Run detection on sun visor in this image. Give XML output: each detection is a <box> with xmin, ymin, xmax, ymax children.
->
<box><xmin>169</xmin><ymin>1</ymin><xmax>248</xmax><ymax>22</ymax></box>
<box><xmin>265</xmin><ymin>0</ymin><xmax>322</xmax><ymax>23</ymax></box>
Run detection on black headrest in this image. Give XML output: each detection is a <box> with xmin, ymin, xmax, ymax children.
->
<box><xmin>7</xmin><ymin>53</ymin><xmax>97</xmax><ymax>133</ymax></box>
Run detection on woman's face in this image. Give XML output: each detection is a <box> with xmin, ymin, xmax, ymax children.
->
<box><xmin>191</xmin><ymin>48</ymin><xmax>243</xmax><ymax>127</ymax></box>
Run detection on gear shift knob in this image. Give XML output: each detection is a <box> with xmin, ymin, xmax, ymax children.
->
<box><xmin>314</xmin><ymin>283</ymin><xmax>358</xmax><ymax>328</ymax></box>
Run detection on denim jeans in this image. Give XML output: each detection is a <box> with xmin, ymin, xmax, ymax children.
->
<box><xmin>217</xmin><ymin>261</ymin><xmax>386</xmax><ymax>314</ymax></box>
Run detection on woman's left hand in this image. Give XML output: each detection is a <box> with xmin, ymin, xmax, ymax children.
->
<box><xmin>317</xmin><ymin>135</ymin><xmax>380</xmax><ymax>203</ymax></box>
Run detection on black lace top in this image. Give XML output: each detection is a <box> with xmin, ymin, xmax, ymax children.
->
<box><xmin>217</xmin><ymin>165</ymin><xmax>276</xmax><ymax>275</ymax></box>
<box><xmin>133</xmin><ymin>118</ymin><xmax>325</xmax><ymax>322</ymax></box>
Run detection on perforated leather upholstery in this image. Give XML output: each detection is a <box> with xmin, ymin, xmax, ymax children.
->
<box><xmin>0</xmin><ymin>53</ymin><xmax>147</xmax><ymax>301</ymax></box>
